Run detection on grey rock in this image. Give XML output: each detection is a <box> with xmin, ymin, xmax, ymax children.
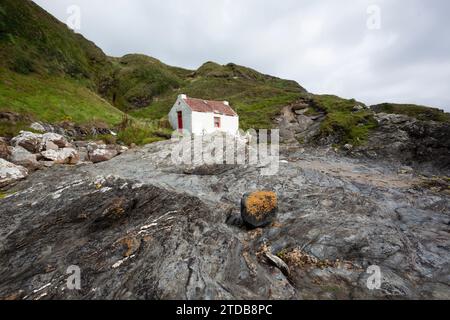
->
<box><xmin>41</xmin><ymin>148</ymin><xmax>79</xmax><ymax>165</ymax></box>
<box><xmin>29</xmin><ymin>122</ymin><xmax>46</xmax><ymax>133</ymax></box>
<box><xmin>0</xmin><ymin>138</ymin><xmax>10</xmax><ymax>160</ymax></box>
<box><xmin>41</xmin><ymin>133</ymin><xmax>69</xmax><ymax>149</ymax></box>
<box><xmin>0</xmin><ymin>158</ymin><xmax>28</xmax><ymax>188</ymax></box>
<box><xmin>356</xmin><ymin>113</ymin><xmax>450</xmax><ymax>171</ymax></box>
<box><xmin>9</xmin><ymin>146</ymin><xmax>40</xmax><ymax>171</ymax></box>
<box><xmin>0</xmin><ymin>140</ymin><xmax>448</xmax><ymax>300</ymax></box>
<box><xmin>343</xmin><ymin>144</ymin><xmax>353</xmax><ymax>151</ymax></box>
<box><xmin>44</xmin><ymin>141</ymin><xmax>59</xmax><ymax>151</ymax></box>
<box><xmin>353</xmin><ymin>105</ymin><xmax>365</xmax><ymax>112</ymax></box>
<box><xmin>88</xmin><ymin>145</ymin><xmax>118</xmax><ymax>163</ymax></box>
<box><xmin>10</xmin><ymin>131</ymin><xmax>43</xmax><ymax>153</ymax></box>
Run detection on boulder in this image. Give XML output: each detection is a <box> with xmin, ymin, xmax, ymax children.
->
<box><xmin>343</xmin><ymin>144</ymin><xmax>354</xmax><ymax>151</ymax></box>
<box><xmin>10</xmin><ymin>131</ymin><xmax>43</xmax><ymax>153</ymax></box>
<box><xmin>0</xmin><ymin>158</ymin><xmax>28</xmax><ymax>188</ymax></box>
<box><xmin>77</xmin><ymin>147</ymin><xmax>89</xmax><ymax>162</ymax></box>
<box><xmin>89</xmin><ymin>147</ymin><xmax>118</xmax><ymax>163</ymax></box>
<box><xmin>29</xmin><ymin>122</ymin><xmax>46</xmax><ymax>133</ymax></box>
<box><xmin>241</xmin><ymin>191</ymin><xmax>278</xmax><ymax>229</ymax></box>
<box><xmin>9</xmin><ymin>146</ymin><xmax>40</xmax><ymax>171</ymax></box>
<box><xmin>117</xmin><ymin>146</ymin><xmax>129</xmax><ymax>154</ymax></box>
<box><xmin>0</xmin><ymin>138</ymin><xmax>11</xmax><ymax>160</ymax></box>
<box><xmin>294</xmin><ymin>109</ymin><xmax>308</xmax><ymax>115</ymax></box>
<box><xmin>353</xmin><ymin>105</ymin><xmax>365</xmax><ymax>112</ymax></box>
<box><xmin>355</xmin><ymin>113</ymin><xmax>450</xmax><ymax>168</ymax></box>
<box><xmin>72</xmin><ymin>141</ymin><xmax>88</xmax><ymax>148</ymax></box>
<box><xmin>41</xmin><ymin>132</ymin><xmax>69</xmax><ymax>149</ymax></box>
<box><xmin>44</xmin><ymin>141</ymin><xmax>59</xmax><ymax>151</ymax></box>
<box><xmin>41</xmin><ymin>148</ymin><xmax>79</xmax><ymax>165</ymax></box>
<box><xmin>87</xmin><ymin>142</ymin><xmax>120</xmax><ymax>163</ymax></box>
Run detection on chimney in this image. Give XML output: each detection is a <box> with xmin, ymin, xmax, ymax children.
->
<box><xmin>223</xmin><ymin>100</ymin><xmax>229</xmax><ymax>106</ymax></box>
<box><xmin>179</xmin><ymin>94</ymin><xmax>187</xmax><ymax>99</ymax></box>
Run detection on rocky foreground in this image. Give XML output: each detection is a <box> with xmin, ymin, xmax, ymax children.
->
<box><xmin>0</xmin><ymin>135</ymin><xmax>449</xmax><ymax>299</ymax></box>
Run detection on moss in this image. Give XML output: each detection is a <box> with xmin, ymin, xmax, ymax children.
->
<box><xmin>0</xmin><ymin>191</ymin><xmax>16</xmax><ymax>199</ymax></box>
<box><xmin>280</xmin><ymin>248</ymin><xmax>346</xmax><ymax>270</ymax></box>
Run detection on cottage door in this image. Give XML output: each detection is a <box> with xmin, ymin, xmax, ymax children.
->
<box><xmin>177</xmin><ymin>111</ymin><xmax>183</xmax><ymax>131</ymax></box>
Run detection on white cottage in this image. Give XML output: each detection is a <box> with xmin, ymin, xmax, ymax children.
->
<box><xmin>168</xmin><ymin>94</ymin><xmax>239</xmax><ymax>135</ymax></box>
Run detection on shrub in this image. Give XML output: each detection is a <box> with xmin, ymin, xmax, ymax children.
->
<box><xmin>116</xmin><ymin>119</ymin><xmax>166</xmax><ymax>146</ymax></box>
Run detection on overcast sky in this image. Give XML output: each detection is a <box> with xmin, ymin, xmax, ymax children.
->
<box><xmin>33</xmin><ymin>0</ymin><xmax>450</xmax><ymax>112</ymax></box>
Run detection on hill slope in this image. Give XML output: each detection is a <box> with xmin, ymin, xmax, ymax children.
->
<box><xmin>0</xmin><ymin>0</ymin><xmax>307</xmax><ymax>137</ymax></box>
<box><xmin>0</xmin><ymin>0</ymin><xmax>111</xmax><ymax>81</ymax></box>
<box><xmin>0</xmin><ymin>0</ymin><xmax>124</xmax><ymax>136</ymax></box>
<box><xmin>0</xmin><ymin>0</ymin><xmax>448</xmax><ymax>146</ymax></box>
<box><xmin>126</xmin><ymin>60</ymin><xmax>306</xmax><ymax>130</ymax></box>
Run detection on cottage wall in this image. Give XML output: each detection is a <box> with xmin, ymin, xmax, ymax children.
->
<box><xmin>168</xmin><ymin>97</ymin><xmax>192</xmax><ymax>133</ymax></box>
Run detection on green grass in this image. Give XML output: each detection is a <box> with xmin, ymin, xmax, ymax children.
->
<box><xmin>310</xmin><ymin>94</ymin><xmax>378</xmax><ymax>145</ymax></box>
<box><xmin>116</xmin><ymin>118</ymin><xmax>170</xmax><ymax>146</ymax></box>
<box><xmin>0</xmin><ymin>1</ymin><xmax>306</xmax><ymax>139</ymax></box>
<box><xmin>0</xmin><ymin>190</ymin><xmax>16</xmax><ymax>199</ymax></box>
<box><xmin>0</xmin><ymin>0</ymin><xmax>111</xmax><ymax>81</ymax></box>
<box><xmin>104</xmin><ymin>54</ymin><xmax>187</xmax><ymax>111</ymax></box>
<box><xmin>371</xmin><ymin>103</ymin><xmax>450</xmax><ymax>123</ymax></box>
<box><xmin>235</xmin><ymin>93</ymin><xmax>302</xmax><ymax>130</ymax></box>
<box><xmin>5</xmin><ymin>0</ymin><xmax>445</xmax><ymax>149</ymax></box>
<box><xmin>0</xmin><ymin>67</ymin><xmax>123</xmax><ymax>134</ymax></box>
<box><xmin>129</xmin><ymin>62</ymin><xmax>305</xmax><ymax>130</ymax></box>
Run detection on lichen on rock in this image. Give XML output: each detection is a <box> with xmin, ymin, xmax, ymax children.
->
<box><xmin>241</xmin><ymin>191</ymin><xmax>278</xmax><ymax>228</ymax></box>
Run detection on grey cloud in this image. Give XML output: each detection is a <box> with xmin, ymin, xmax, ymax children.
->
<box><xmin>32</xmin><ymin>0</ymin><xmax>450</xmax><ymax>111</ymax></box>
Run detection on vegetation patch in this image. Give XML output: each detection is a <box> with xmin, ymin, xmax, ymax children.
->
<box><xmin>129</xmin><ymin>61</ymin><xmax>304</xmax><ymax>131</ymax></box>
<box><xmin>0</xmin><ymin>67</ymin><xmax>124</xmax><ymax>132</ymax></box>
<box><xmin>414</xmin><ymin>176</ymin><xmax>450</xmax><ymax>195</ymax></box>
<box><xmin>115</xmin><ymin>116</ymin><xmax>169</xmax><ymax>146</ymax></box>
<box><xmin>277</xmin><ymin>248</ymin><xmax>355</xmax><ymax>270</ymax></box>
<box><xmin>309</xmin><ymin>94</ymin><xmax>378</xmax><ymax>145</ymax></box>
<box><xmin>371</xmin><ymin>103</ymin><xmax>450</xmax><ymax>123</ymax></box>
<box><xmin>105</xmin><ymin>54</ymin><xmax>186</xmax><ymax>111</ymax></box>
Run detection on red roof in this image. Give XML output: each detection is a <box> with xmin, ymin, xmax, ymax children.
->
<box><xmin>183</xmin><ymin>97</ymin><xmax>237</xmax><ymax>117</ymax></box>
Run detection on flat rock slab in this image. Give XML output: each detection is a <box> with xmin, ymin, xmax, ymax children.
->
<box><xmin>0</xmin><ymin>140</ymin><xmax>449</xmax><ymax>300</ymax></box>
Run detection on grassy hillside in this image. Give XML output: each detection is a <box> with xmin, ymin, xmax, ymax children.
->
<box><xmin>0</xmin><ymin>67</ymin><xmax>124</xmax><ymax>136</ymax></box>
<box><xmin>0</xmin><ymin>0</ymin><xmax>125</xmax><ymax>137</ymax></box>
<box><xmin>102</xmin><ymin>54</ymin><xmax>188</xmax><ymax>111</ymax></box>
<box><xmin>1</xmin><ymin>0</ymin><xmax>447</xmax><ymax>147</ymax></box>
<box><xmin>0</xmin><ymin>0</ymin><xmax>305</xmax><ymax>137</ymax></box>
<box><xmin>0</xmin><ymin>0</ymin><xmax>111</xmax><ymax>82</ymax></box>
<box><xmin>128</xmin><ymin>61</ymin><xmax>306</xmax><ymax>130</ymax></box>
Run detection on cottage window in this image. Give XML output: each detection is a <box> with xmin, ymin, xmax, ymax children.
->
<box><xmin>214</xmin><ymin>117</ymin><xmax>221</xmax><ymax>128</ymax></box>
